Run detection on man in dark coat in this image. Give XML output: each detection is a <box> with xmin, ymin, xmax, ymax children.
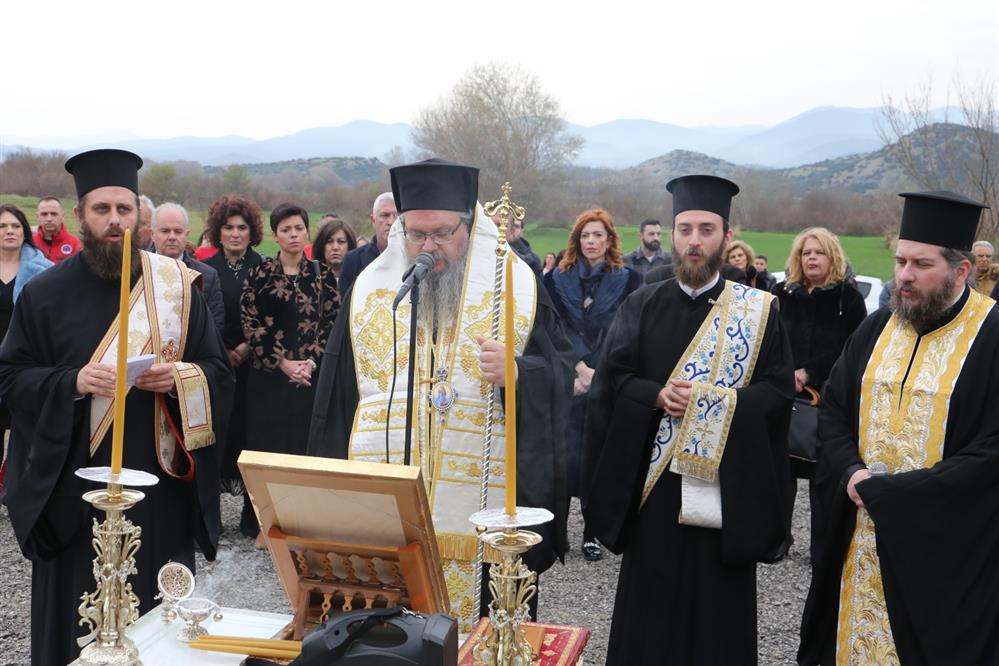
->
<box><xmin>337</xmin><ymin>191</ymin><xmax>397</xmax><ymax>295</ymax></box>
<box><xmin>583</xmin><ymin>175</ymin><xmax>793</xmax><ymax>664</ymax></box>
<box><xmin>0</xmin><ymin>149</ymin><xmax>233</xmax><ymax>666</ymax></box>
<box><xmin>623</xmin><ymin>218</ymin><xmax>671</xmax><ymax>277</ymax></box>
<box><xmin>799</xmin><ymin>191</ymin><xmax>999</xmax><ymax>665</ymax></box>
<box><xmin>308</xmin><ymin>158</ymin><xmax>573</xmax><ymax>632</ymax></box>
<box><xmin>150</xmin><ymin>201</ymin><xmax>225</xmax><ymax>335</ymax></box>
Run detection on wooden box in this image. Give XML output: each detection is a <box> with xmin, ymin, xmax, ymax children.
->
<box><xmin>238</xmin><ymin>451</ymin><xmax>450</xmax><ymax>640</ymax></box>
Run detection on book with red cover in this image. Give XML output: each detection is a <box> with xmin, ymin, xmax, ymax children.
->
<box><xmin>458</xmin><ymin>618</ymin><xmax>590</xmax><ymax>665</ymax></box>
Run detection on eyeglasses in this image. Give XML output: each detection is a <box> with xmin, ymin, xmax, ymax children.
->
<box><xmin>403</xmin><ymin>219</ymin><xmax>464</xmax><ymax>245</ymax></box>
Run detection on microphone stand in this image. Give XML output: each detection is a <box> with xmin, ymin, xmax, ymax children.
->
<box><xmin>403</xmin><ymin>282</ymin><xmax>419</xmax><ymax>465</ymax></box>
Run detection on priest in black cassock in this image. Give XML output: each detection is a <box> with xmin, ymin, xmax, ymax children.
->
<box><xmin>307</xmin><ymin>158</ymin><xmax>573</xmax><ymax>632</ymax></box>
<box><xmin>583</xmin><ymin>175</ymin><xmax>794</xmax><ymax>664</ymax></box>
<box><xmin>0</xmin><ymin>149</ymin><xmax>233</xmax><ymax>666</ymax></box>
<box><xmin>799</xmin><ymin>192</ymin><xmax>999</xmax><ymax>665</ymax></box>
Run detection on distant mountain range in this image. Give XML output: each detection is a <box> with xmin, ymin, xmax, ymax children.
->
<box><xmin>2</xmin><ymin>106</ymin><xmax>966</xmax><ymax>170</ymax></box>
<box><xmin>629</xmin><ymin>123</ymin><xmax>998</xmax><ymax>195</ymax></box>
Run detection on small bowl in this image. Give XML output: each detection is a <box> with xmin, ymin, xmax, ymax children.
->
<box><xmin>176</xmin><ymin>597</ymin><xmax>223</xmax><ymax>641</ymax></box>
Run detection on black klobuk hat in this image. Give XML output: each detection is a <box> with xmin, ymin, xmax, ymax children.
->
<box><xmin>390</xmin><ymin>158</ymin><xmax>479</xmax><ymax>215</ymax></box>
<box><xmin>898</xmin><ymin>191</ymin><xmax>989</xmax><ymax>252</ymax></box>
<box><xmin>666</xmin><ymin>174</ymin><xmax>740</xmax><ymax>221</ymax></box>
<box><xmin>64</xmin><ymin>149</ymin><xmax>143</xmax><ymax>199</ymax></box>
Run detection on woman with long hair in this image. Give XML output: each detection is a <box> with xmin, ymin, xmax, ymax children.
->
<box><xmin>775</xmin><ymin>227</ymin><xmax>867</xmax><ymax>556</ymax></box>
<box><xmin>543</xmin><ymin>208</ymin><xmax>640</xmax><ymax>561</ymax></box>
<box><xmin>312</xmin><ymin>218</ymin><xmax>357</xmax><ymax>285</ymax></box>
<box><xmin>0</xmin><ymin>204</ymin><xmax>53</xmax><ymax>492</ymax></box>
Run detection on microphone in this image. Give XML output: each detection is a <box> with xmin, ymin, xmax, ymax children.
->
<box><xmin>393</xmin><ymin>253</ymin><xmax>435</xmax><ymax>309</ymax></box>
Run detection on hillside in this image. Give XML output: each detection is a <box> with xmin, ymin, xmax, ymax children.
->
<box><xmin>629</xmin><ymin>123</ymin><xmax>997</xmax><ymax>195</ymax></box>
<box><xmin>203</xmin><ymin>156</ymin><xmax>385</xmax><ymax>184</ymax></box>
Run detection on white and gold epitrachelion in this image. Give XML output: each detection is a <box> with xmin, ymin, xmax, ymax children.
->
<box><xmin>347</xmin><ymin>205</ymin><xmax>536</xmax><ymax>630</ymax></box>
<box><xmin>88</xmin><ymin>250</ymin><xmax>214</xmax><ymax>477</ymax></box>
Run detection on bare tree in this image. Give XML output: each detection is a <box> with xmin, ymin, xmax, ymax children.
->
<box><xmin>880</xmin><ymin>76</ymin><xmax>998</xmax><ymax>238</ymax></box>
<box><xmin>412</xmin><ymin>62</ymin><xmax>583</xmax><ymax>216</ymax></box>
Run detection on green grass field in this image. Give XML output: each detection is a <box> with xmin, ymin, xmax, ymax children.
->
<box><xmin>526</xmin><ymin>225</ymin><xmax>895</xmax><ymax>281</ymax></box>
<box><xmin>0</xmin><ymin>195</ymin><xmax>895</xmax><ymax>280</ymax></box>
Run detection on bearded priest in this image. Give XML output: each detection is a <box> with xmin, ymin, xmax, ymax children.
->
<box><xmin>582</xmin><ymin>174</ymin><xmax>794</xmax><ymax>664</ymax></box>
<box><xmin>0</xmin><ymin>149</ymin><xmax>233</xmax><ymax>666</ymax></box>
<box><xmin>307</xmin><ymin>158</ymin><xmax>573</xmax><ymax>631</ymax></box>
<box><xmin>799</xmin><ymin>191</ymin><xmax>999</xmax><ymax>665</ymax></box>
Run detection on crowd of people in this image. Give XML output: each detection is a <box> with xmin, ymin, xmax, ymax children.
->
<box><xmin>1</xmin><ymin>149</ymin><xmax>997</xmax><ymax>665</ymax></box>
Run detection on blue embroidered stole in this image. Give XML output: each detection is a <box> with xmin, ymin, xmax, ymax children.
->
<box><xmin>640</xmin><ymin>281</ymin><xmax>772</xmax><ymax>526</ymax></box>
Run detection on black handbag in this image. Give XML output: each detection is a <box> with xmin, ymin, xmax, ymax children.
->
<box><xmin>788</xmin><ymin>385</ymin><xmax>820</xmax><ymax>479</ymax></box>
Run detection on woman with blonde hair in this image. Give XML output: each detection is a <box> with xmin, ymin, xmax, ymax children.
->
<box><xmin>543</xmin><ymin>208</ymin><xmax>640</xmax><ymax>561</ymax></box>
<box><xmin>777</xmin><ymin>226</ymin><xmax>865</xmax><ymax>395</ymax></box>
<box><xmin>775</xmin><ymin>227</ymin><xmax>866</xmax><ymax>552</ymax></box>
<box><xmin>725</xmin><ymin>239</ymin><xmax>775</xmax><ymax>290</ymax></box>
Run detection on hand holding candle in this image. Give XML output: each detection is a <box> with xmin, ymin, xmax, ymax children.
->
<box><xmin>110</xmin><ymin>227</ymin><xmax>132</xmax><ymax>476</ymax></box>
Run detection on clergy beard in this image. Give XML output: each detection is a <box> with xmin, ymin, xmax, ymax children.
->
<box><xmin>672</xmin><ymin>242</ymin><xmax>725</xmax><ymax>288</ymax></box>
<box><xmin>81</xmin><ymin>220</ymin><xmax>142</xmax><ymax>281</ymax></box>
<box><xmin>418</xmin><ymin>253</ymin><xmax>466</xmax><ymax>330</ymax></box>
<box><xmin>891</xmin><ymin>270</ymin><xmax>959</xmax><ymax>331</ymax></box>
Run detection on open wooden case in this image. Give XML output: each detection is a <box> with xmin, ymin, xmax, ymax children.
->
<box><xmin>238</xmin><ymin>451</ymin><xmax>450</xmax><ymax>641</ymax></box>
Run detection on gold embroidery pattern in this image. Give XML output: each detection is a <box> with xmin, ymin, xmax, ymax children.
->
<box><xmin>441</xmin><ymin>558</ymin><xmax>476</xmax><ymax>633</ymax></box>
<box><xmin>837</xmin><ymin>292</ymin><xmax>992</xmax><ymax>664</ymax></box>
<box><xmin>453</xmin><ymin>407</ymin><xmax>488</xmax><ymax>429</ymax></box>
<box><xmin>161</xmin><ymin>338</ymin><xmax>178</xmax><ymax>363</ymax></box>
<box><xmin>355</xmin><ymin>290</ymin><xmax>410</xmax><ymax>392</ymax></box>
<box><xmin>359</xmin><ymin>407</ymin><xmax>407</xmax><ymax>425</ymax></box>
<box><xmin>459</xmin><ymin>291</ymin><xmax>529</xmax><ymax>398</ymax></box>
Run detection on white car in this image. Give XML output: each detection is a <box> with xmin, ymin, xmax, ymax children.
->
<box><xmin>770</xmin><ymin>272</ymin><xmax>884</xmax><ymax>315</ymax></box>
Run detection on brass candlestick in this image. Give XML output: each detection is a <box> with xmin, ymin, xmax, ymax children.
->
<box><xmin>75</xmin><ymin>466</ymin><xmax>159</xmax><ymax>666</ymax></box>
<box><xmin>469</xmin><ymin>507</ymin><xmax>553</xmax><ymax>666</ymax></box>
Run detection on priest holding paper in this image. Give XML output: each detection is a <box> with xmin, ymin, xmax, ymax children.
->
<box><xmin>308</xmin><ymin>158</ymin><xmax>573</xmax><ymax>631</ymax></box>
<box><xmin>0</xmin><ymin>149</ymin><xmax>233</xmax><ymax>666</ymax></box>
<box><xmin>582</xmin><ymin>175</ymin><xmax>794</xmax><ymax>664</ymax></box>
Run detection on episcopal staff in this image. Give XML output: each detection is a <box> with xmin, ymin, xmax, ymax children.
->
<box><xmin>583</xmin><ymin>174</ymin><xmax>794</xmax><ymax>665</ymax></box>
<box><xmin>799</xmin><ymin>191</ymin><xmax>999</xmax><ymax>665</ymax></box>
<box><xmin>307</xmin><ymin>158</ymin><xmax>574</xmax><ymax>632</ymax></box>
<box><xmin>0</xmin><ymin>149</ymin><xmax>233</xmax><ymax>666</ymax></box>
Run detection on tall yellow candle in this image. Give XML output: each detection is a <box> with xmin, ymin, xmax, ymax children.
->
<box><xmin>110</xmin><ymin>227</ymin><xmax>132</xmax><ymax>476</ymax></box>
<box><xmin>504</xmin><ymin>253</ymin><xmax>517</xmax><ymax>517</ymax></box>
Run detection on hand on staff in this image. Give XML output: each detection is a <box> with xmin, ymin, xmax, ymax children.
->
<box><xmin>657</xmin><ymin>378</ymin><xmax>693</xmax><ymax>418</ymax></box>
<box><xmin>280</xmin><ymin>358</ymin><xmax>313</xmax><ymax>387</ymax></box>
<box><xmin>476</xmin><ymin>335</ymin><xmax>517</xmax><ymax>387</ymax></box>
<box><xmin>228</xmin><ymin>343</ymin><xmax>250</xmax><ymax>368</ymax></box>
<box><xmin>847</xmin><ymin>469</ymin><xmax>872</xmax><ymax>509</ymax></box>
<box><xmin>794</xmin><ymin>368</ymin><xmax>809</xmax><ymax>394</ymax></box>
<box><xmin>76</xmin><ymin>362</ymin><xmax>118</xmax><ymax>398</ymax></box>
<box><xmin>135</xmin><ymin>363</ymin><xmax>177</xmax><ymax>394</ymax></box>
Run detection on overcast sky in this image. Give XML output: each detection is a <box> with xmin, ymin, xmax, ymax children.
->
<box><xmin>3</xmin><ymin>0</ymin><xmax>996</xmax><ymax>140</ymax></box>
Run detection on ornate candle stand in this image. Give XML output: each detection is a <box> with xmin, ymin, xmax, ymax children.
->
<box><xmin>469</xmin><ymin>507</ymin><xmax>553</xmax><ymax>666</ymax></box>
<box><xmin>75</xmin><ymin>466</ymin><xmax>159</xmax><ymax>666</ymax></box>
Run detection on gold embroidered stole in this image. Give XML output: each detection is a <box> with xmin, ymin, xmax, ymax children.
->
<box><xmin>836</xmin><ymin>290</ymin><xmax>993</xmax><ymax>665</ymax></box>
<box><xmin>88</xmin><ymin>251</ymin><xmax>215</xmax><ymax>477</ymax></box>
<box><xmin>347</xmin><ymin>206</ymin><xmax>536</xmax><ymax>629</ymax></box>
<box><xmin>641</xmin><ymin>281</ymin><xmax>772</xmax><ymax>528</ymax></box>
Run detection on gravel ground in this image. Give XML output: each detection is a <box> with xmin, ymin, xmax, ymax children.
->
<box><xmin>0</xmin><ymin>481</ymin><xmax>812</xmax><ymax>665</ymax></box>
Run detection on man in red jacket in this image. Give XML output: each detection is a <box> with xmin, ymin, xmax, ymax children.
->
<box><xmin>32</xmin><ymin>196</ymin><xmax>81</xmax><ymax>262</ymax></box>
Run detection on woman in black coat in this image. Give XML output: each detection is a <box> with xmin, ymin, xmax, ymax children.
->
<box><xmin>543</xmin><ymin>208</ymin><xmax>640</xmax><ymax>561</ymax></box>
<box><xmin>775</xmin><ymin>227</ymin><xmax>867</xmax><ymax>557</ymax></box>
<box><xmin>201</xmin><ymin>195</ymin><xmax>266</xmax><ymax>535</ymax></box>
<box><xmin>775</xmin><ymin>228</ymin><xmax>868</xmax><ymax>397</ymax></box>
